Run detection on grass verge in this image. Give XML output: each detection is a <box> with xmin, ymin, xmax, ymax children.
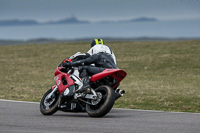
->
<box><xmin>0</xmin><ymin>40</ymin><xmax>199</xmax><ymax>112</ymax></box>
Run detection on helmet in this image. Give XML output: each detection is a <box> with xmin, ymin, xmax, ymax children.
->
<box><xmin>91</xmin><ymin>39</ymin><xmax>104</xmax><ymax>47</ymax></box>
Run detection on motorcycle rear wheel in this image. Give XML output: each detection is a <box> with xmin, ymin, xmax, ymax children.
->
<box><xmin>40</xmin><ymin>88</ymin><xmax>60</xmax><ymax>115</ymax></box>
<box><xmin>86</xmin><ymin>85</ymin><xmax>115</xmax><ymax>117</ymax></box>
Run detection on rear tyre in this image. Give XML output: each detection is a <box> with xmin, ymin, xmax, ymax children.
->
<box><xmin>86</xmin><ymin>85</ymin><xmax>115</xmax><ymax>117</ymax></box>
<box><xmin>40</xmin><ymin>88</ymin><xmax>60</xmax><ymax>115</ymax></box>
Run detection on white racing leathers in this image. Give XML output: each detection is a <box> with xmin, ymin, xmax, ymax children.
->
<box><xmin>87</xmin><ymin>44</ymin><xmax>117</xmax><ymax>65</ymax></box>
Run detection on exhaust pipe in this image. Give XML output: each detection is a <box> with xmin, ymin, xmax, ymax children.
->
<box><xmin>115</xmin><ymin>88</ymin><xmax>125</xmax><ymax>100</ymax></box>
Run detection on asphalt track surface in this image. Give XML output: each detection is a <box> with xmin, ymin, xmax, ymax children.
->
<box><xmin>0</xmin><ymin>99</ymin><xmax>200</xmax><ymax>133</ymax></box>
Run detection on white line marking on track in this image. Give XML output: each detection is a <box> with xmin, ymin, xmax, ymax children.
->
<box><xmin>0</xmin><ymin>99</ymin><xmax>199</xmax><ymax>114</ymax></box>
<box><xmin>0</xmin><ymin>99</ymin><xmax>39</xmax><ymax>104</ymax></box>
<box><xmin>113</xmin><ymin>108</ymin><xmax>200</xmax><ymax>115</ymax></box>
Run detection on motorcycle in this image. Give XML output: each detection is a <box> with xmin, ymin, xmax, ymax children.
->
<box><xmin>40</xmin><ymin>58</ymin><xmax>127</xmax><ymax>117</ymax></box>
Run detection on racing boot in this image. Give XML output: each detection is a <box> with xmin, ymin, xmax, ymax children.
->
<box><xmin>76</xmin><ymin>76</ymin><xmax>91</xmax><ymax>93</ymax></box>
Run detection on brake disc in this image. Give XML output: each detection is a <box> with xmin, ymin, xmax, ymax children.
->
<box><xmin>44</xmin><ymin>93</ymin><xmax>55</xmax><ymax>106</ymax></box>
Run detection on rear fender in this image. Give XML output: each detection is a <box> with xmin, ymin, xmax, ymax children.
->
<box><xmin>90</xmin><ymin>69</ymin><xmax>127</xmax><ymax>87</ymax></box>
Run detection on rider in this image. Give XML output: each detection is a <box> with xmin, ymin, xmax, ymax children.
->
<box><xmin>63</xmin><ymin>39</ymin><xmax>117</xmax><ymax>93</ymax></box>
<box><xmin>70</xmin><ymin>39</ymin><xmax>117</xmax><ymax>65</ymax></box>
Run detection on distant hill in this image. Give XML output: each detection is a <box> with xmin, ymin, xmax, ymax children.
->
<box><xmin>99</xmin><ymin>17</ymin><xmax>158</xmax><ymax>24</ymax></box>
<box><xmin>0</xmin><ymin>16</ymin><xmax>159</xmax><ymax>27</ymax></box>
<box><xmin>0</xmin><ymin>16</ymin><xmax>89</xmax><ymax>27</ymax></box>
<box><xmin>0</xmin><ymin>19</ymin><xmax>38</xmax><ymax>26</ymax></box>
<box><xmin>129</xmin><ymin>17</ymin><xmax>158</xmax><ymax>22</ymax></box>
<box><xmin>46</xmin><ymin>16</ymin><xmax>90</xmax><ymax>24</ymax></box>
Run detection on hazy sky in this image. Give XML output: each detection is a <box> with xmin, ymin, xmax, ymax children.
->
<box><xmin>0</xmin><ymin>0</ymin><xmax>200</xmax><ymax>22</ymax></box>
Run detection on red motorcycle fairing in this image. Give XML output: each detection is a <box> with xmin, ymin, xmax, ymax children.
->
<box><xmin>90</xmin><ymin>69</ymin><xmax>127</xmax><ymax>88</ymax></box>
<box><xmin>53</xmin><ymin>67</ymin><xmax>74</xmax><ymax>94</ymax></box>
<box><xmin>53</xmin><ymin>67</ymin><xmax>127</xmax><ymax>94</ymax></box>
<box><xmin>54</xmin><ymin>67</ymin><xmax>64</xmax><ymax>76</ymax></box>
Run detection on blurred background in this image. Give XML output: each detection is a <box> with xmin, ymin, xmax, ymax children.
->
<box><xmin>0</xmin><ymin>0</ymin><xmax>200</xmax><ymax>42</ymax></box>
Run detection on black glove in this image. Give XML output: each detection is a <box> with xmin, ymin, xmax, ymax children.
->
<box><xmin>63</xmin><ymin>62</ymin><xmax>72</xmax><ymax>67</ymax></box>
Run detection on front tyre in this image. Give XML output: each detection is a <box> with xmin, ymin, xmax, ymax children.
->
<box><xmin>40</xmin><ymin>88</ymin><xmax>60</xmax><ymax>115</ymax></box>
<box><xmin>86</xmin><ymin>85</ymin><xmax>115</xmax><ymax>117</ymax></box>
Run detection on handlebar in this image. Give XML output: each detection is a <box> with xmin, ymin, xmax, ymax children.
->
<box><xmin>58</xmin><ymin>66</ymin><xmax>75</xmax><ymax>74</ymax></box>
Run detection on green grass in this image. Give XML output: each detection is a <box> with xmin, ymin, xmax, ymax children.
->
<box><xmin>0</xmin><ymin>40</ymin><xmax>200</xmax><ymax>113</ymax></box>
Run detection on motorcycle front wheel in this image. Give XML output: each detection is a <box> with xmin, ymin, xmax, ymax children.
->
<box><xmin>40</xmin><ymin>88</ymin><xmax>60</xmax><ymax>115</ymax></box>
<box><xmin>86</xmin><ymin>85</ymin><xmax>115</xmax><ymax>117</ymax></box>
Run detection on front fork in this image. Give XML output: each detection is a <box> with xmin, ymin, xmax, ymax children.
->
<box><xmin>47</xmin><ymin>86</ymin><xmax>58</xmax><ymax>99</ymax></box>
